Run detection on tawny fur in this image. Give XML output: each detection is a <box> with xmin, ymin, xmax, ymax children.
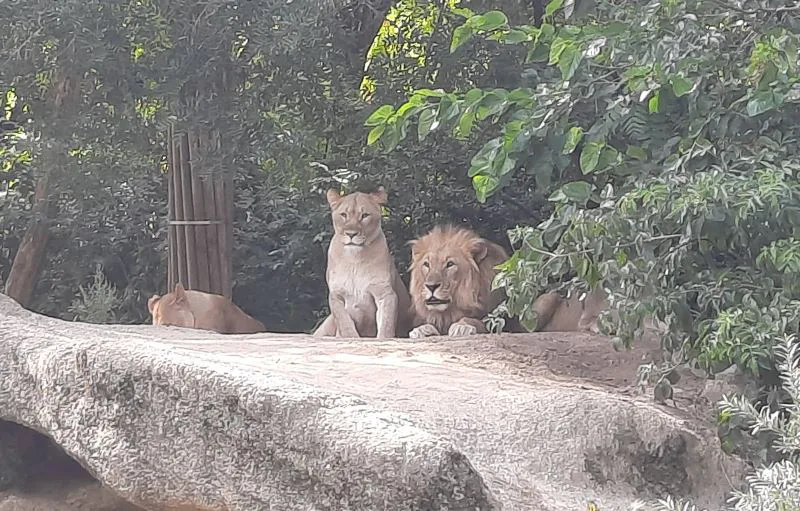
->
<box><xmin>313</xmin><ymin>187</ymin><xmax>412</xmax><ymax>338</ymax></box>
<box><xmin>147</xmin><ymin>283</ymin><xmax>265</xmax><ymax>334</ymax></box>
<box><xmin>531</xmin><ymin>287</ymin><xmax>609</xmax><ymax>332</ymax></box>
<box><xmin>407</xmin><ymin>225</ymin><xmax>509</xmax><ymax>338</ymax></box>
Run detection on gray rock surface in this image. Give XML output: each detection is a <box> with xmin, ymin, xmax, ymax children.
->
<box><xmin>0</xmin><ymin>294</ymin><xmax>746</xmax><ymax>510</ymax></box>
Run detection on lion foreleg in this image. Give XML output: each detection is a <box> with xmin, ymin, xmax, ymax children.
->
<box><xmin>329</xmin><ymin>293</ymin><xmax>360</xmax><ymax>337</ymax></box>
<box><xmin>374</xmin><ymin>289</ymin><xmax>398</xmax><ymax>338</ymax></box>
<box><xmin>448</xmin><ymin>317</ymin><xmax>487</xmax><ymax>337</ymax></box>
<box><xmin>313</xmin><ymin>314</ymin><xmax>337</xmax><ymax>337</ymax></box>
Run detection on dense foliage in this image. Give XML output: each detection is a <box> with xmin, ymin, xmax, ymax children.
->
<box><xmin>0</xmin><ymin>0</ymin><xmax>551</xmax><ymax>330</ymax></box>
<box><xmin>368</xmin><ymin>0</ymin><xmax>800</xmax><ymax>386</ymax></box>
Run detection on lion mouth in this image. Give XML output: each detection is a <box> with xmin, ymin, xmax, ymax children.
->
<box><xmin>425</xmin><ymin>297</ymin><xmax>451</xmax><ymax>306</ymax></box>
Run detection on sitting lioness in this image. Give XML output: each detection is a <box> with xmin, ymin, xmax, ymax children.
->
<box><xmin>313</xmin><ymin>187</ymin><xmax>412</xmax><ymax>338</ymax></box>
<box><xmin>407</xmin><ymin>225</ymin><xmax>511</xmax><ymax>338</ymax></box>
<box><xmin>147</xmin><ymin>283</ymin><xmax>265</xmax><ymax>334</ymax></box>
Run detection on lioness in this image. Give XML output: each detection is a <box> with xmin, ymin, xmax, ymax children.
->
<box><xmin>407</xmin><ymin>225</ymin><xmax>511</xmax><ymax>338</ymax></box>
<box><xmin>531</xmin><ymin>287</ymin><xmax>608</xmax><ymax>332</ymax></box>
<box><xmin>147</xmin><ymin>283</ymin><xmax>265</xmax><ymax>334</ymax></box>
<box><xmin>313</xmin><ymin>187</ymin><xmax>412</xmax><ymax>338</ymax></box>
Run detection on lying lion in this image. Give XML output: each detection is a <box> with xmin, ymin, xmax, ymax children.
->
<box><xmin>407</xmin><ymin>225</ymin><xmax>512</xmax><ymax>338</ymax></box>
<box><xmin>531</xmin><ymin>287</ymin><xmax>609</xmax><ymax>332</ymax></box>
<box><xmin>313</xmin><ymin>186</ymin><xmax>412</xmax><ymax>338</ymax></box>
<box><xmin>147</xmin><ymin>283</ymin><xmax>265</xmax><ymax>334</ymax></box>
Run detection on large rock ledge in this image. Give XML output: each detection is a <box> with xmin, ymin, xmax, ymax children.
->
<box><xmin>0</xmin><ymin>294</ymin><xmax>747</xmax><ymax>510</ymax></box>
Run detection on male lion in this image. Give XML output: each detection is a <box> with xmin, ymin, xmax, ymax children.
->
<box><xmin>147</xmin><ymin>283</ymin><xmax>265</xmax><ymax>334</ymax></box>
<box><xmin>313</xmin><ymin>187</ymin><xmax>412</xmax><ymax>338</ymax></box>
<box><xmin>407</xmin><ymin>225</ymin><xmax>510</xmax><ymax>338</ymax></box>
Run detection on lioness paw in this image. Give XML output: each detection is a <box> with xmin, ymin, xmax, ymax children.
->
<box><xmin>409</xmin><ymin>324</ymin><xmax>440</xmax><ymax>338</ymax></box>
<box><xmin>448</xmin><ymin>322</ymin><xmax>478</xmax><ymax>337</ymax></box>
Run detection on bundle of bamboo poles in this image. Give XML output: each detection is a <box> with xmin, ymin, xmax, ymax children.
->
<box><xmin>165</xmin><ymin>125</ymin><xmax>233</xmax><ymax>298</ymax></box>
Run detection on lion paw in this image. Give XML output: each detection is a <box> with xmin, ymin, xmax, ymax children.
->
<box><xmin>409</xmin><ymin>324</ymin><xmax>440</xmax><ymax>338</ymax></box>
<box><xmin>448</xmin><ymin>323</ymin><xmax>478</xmax><ymax>337</ymax></box>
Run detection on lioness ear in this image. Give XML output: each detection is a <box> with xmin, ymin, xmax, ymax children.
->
<box><xmin>406</xmin><ymin>239</ymin><xmax>419</xmax><ymax>257</ymax></box>
<box><xmin>326</xmin><ymin>188</ymin><xmax>342</xmax><ymax>207</ymax></box>
<box><xmin>470</xmin><ymin>239</ymin><xmax>489</xmax><ymax>263</ymax></box>
<box><xmin>174</xmin><ymin>283</ymin><xmax>187</xmax><ymax>302</ymax></box>
<box><xmin>147</xmin><ymin>295</ymin><xmax>160</xmax><ymax>314</ymax></box>
<box><xmin>370</xmin><ymin>186</ymin><xmax>388</xmax><ymax>205</ymax></box>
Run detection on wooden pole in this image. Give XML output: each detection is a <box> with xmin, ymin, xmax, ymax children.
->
<box><xmin>188</xmin><ymin>131</ymin><xmax>211</xmax><ymax>293</ymax></box>
<box><xmin>171</xmin><ymin>130</ymin><xmax>188</xmax><ymax>289</ymax></box>
<box><xmin>166</xmin><ymin>125</ymin><xmax>177</xmax><ymax>292</ymax></box>
<box><xmin>178</xmin><ymin>132</ymin><xmax>198</xmax><ymax>290</ymax></box>
<box><xmin>202</xmin><ymin>176</ymin><xmax>222</xmax><ymax>295</ymax></box>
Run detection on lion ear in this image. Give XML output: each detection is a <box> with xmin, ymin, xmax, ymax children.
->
<box><xmin>370</xmin><ymin>186</ymin><xmax>388</xmax><ymax>205</ymax></box>
<box><xmin>326</xmin><ymin>188</ymin><xmax>343</xmax><ymax>207</ymax></box>
<box><xmin>470</xmin><ymin>239</ymin><xmax>489</xmax><ymax>263</ymax></box>
<box><xmin>173</xmin><ymin>283</ymin><xmax>187</xmax><ymax>302</ymax></box>
<box><xmin>147</xmin><ymin>295</ymin><xmax>160</xmax><ymax>314</ymax></box>
<box><xmin>406</xmin><ymin>239</ymin><xmax>419</xmax><ymax>257</ymax></box>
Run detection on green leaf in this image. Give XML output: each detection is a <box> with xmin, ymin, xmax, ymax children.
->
<box><xmin>580</xmin><ymin>141</ymin><xmax>604</xmax><ymax>174</ymax></box>
<box><xmin>451</xmin><ymin>25</ymin><xmax>474</xmax><ymax>53</ymax></box>
<box><xmin>469</xmin><ymin>138</ymin><xmax>503</xmax><ymax>176</ymax></box>
<box><xmin>367</xmin><ymin>125</ymin><xmax>385</xmax><ymax>145</ymax></box>
<box><xmin>470</xmin><ymin>11</ymin><xmax>508</xmax><ymax>31</ymax></box>
<box><xmin>417</xmin><ymin>107</ymin><xmax>438</xmax><ymax>142</ymax></box>
<box><xmin>364</xmin><ymin>105</ymin><xmax>394</xmax><ymax>127</ymax></box>
<box><xmin>562</xmin><ymin>126</ymin><xmax>583</xmax><ymax>154</ymax></box>
<box><xmin>476</xmin><ymin>93</ymin><xmax>510</xmax><ymax>120</ymax></box>
<box><xmin>549</xmin><ymin>37</ymin><xmax>569</xmax><ymax>65</ymax></box>
<box><xmin>670</xmin><ymin>75</ymin><xmax>694</xmax><ymax>97</ymax></box>
<box><xmin>545</xmin><ymin>0</ymin><xmax>564</xmax><ymax>17</ymax></box>
<box><xmin>625</xmin><ymin>145</ymin><xmax>648</xmax><ymax>161</ymax></box>
<box><xmin>747</xmin><ymin>90</ymin><xmax>783</xmax><ymax>117</ymax></box>
<box><xmin>648</xmin><ymin>89</ymin><xmax>660</xmax><ymax>113</ymax></box>
<box><xmin>551</xmin><ymin>181</ymin><xmax>592</xmax><ymax>203</ymax></box>
<box><xmin>557</xmin><ymin>45</ymin><xmax>582</xmax><ymax>81</ymax></box>
<box><xmin>472</xmin><ymin>174</ymin><xmax>500</xmax><ymax>203</ymax></box>
<box><xmin>501</xmin><ymin>29</ymin><xmax>531</xmax><ymax>44</ymax></box>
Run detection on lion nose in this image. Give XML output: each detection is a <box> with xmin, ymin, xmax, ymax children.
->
<box><xmin>425</xmin><ymin>283</ymin><xmax>440</xmax><ymax>293</ymax></box>
<box><xmin>345</xmin><ymin>231</ymin><xmax>358</xmax><ymax>239</ymax></box>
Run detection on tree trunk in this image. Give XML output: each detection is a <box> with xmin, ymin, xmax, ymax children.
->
<box><xmin>4</xmin><ymin>55</ymin><xmax>78</xmax><ymax>308</ymax></box>
<box><xmin>4</xmin><ymin>171</ymin><xmax>52</xmax><ymax>307</ymax></box>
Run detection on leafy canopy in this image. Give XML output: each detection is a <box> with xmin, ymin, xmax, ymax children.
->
<box><xmin>365</xmin><ymin>0</ymin><xmax>800</xmax><ymax>380</ymax></box>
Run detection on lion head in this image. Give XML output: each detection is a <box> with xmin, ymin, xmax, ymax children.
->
<box><xmin>326</xmin><ymin>187</ymin><xmax>387</xmax><ymax>249</ymax></box>
<box><xmin>147</xmin><ymin>283</ymin><xmax>195</xmax><ymax>328</ymax></box>
<box><xmin>408</xmin><ymin>225</ymin><xmax>509</xmax><ymax>333</ymax></box>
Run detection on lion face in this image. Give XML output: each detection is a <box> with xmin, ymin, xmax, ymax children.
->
<box><xmin>147</xmin><ymin>283</ymin><xmax>195</xmax><ymax>328</ymax></box>
<box><xmin>409</xmin><ymin>225</ymin><xmax>500</xmax><ymax>318</ymax></box>
<box><xmin>413</xmin><ymin>248</ymin><xmax>477</xmax><ymax>312</ymax></box>
<box><xmin>326</xmin><ymin>187</ymin><xmax>387</xmax><ymax>249</ymax></box>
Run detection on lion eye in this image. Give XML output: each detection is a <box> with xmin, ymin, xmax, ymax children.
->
<box><xmin>340</xmin><ymin>212</ymin><xmax>347</xmax><ymax>218</ymax></box>
<box><xmin>422</xmin><ymin>261</ymin><xmax>430</xmax><ymax>269</ymax></box>
<box><xmin>445</xmin><ymin>261</ymin><xmax>455</xmax><ymax>268</ymax></box>
<box><xmin>361</xmin><ymin>212</ymin><xmax>370</xmax><ymax>219</ymax></box>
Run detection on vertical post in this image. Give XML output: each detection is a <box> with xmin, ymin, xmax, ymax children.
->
<box><xmin>188</xmin><ymin>131</ymin><xmax>211</xmax><ymax>293</ymax></box>
<box><xmin>170</xmin><ymin>129</ymin><xmax>188</xmax><ymax>289</ymax></box>
<box><xmin>203</xmin><ymin>176</ymin><xmax>222</xmax><ymax>295</ymax></box>
<box><xmin>166</xmin><ymin>125</ymin><xmax>177</xmax><ymax>292</ymax></box>
<box><xmin>178</xmin><ymin>132</ymin><xmax>198</xmax><ymax>290</ymax></box>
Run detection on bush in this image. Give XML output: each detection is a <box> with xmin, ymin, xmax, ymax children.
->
<box><xmin>632</xmin><ymin>335</ymin><xmax>800</xmax><ymax>511</ymax></box>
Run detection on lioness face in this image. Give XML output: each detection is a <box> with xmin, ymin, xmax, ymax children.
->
<box><xmin>326</xmin><ymin>187</ymin><xmax>387</xmax><ymax>249</ymax></box>
<box><xmin>147</xmin><ymin>285</ymin><xmax>195</xmax><ymax>328</ymax></box>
